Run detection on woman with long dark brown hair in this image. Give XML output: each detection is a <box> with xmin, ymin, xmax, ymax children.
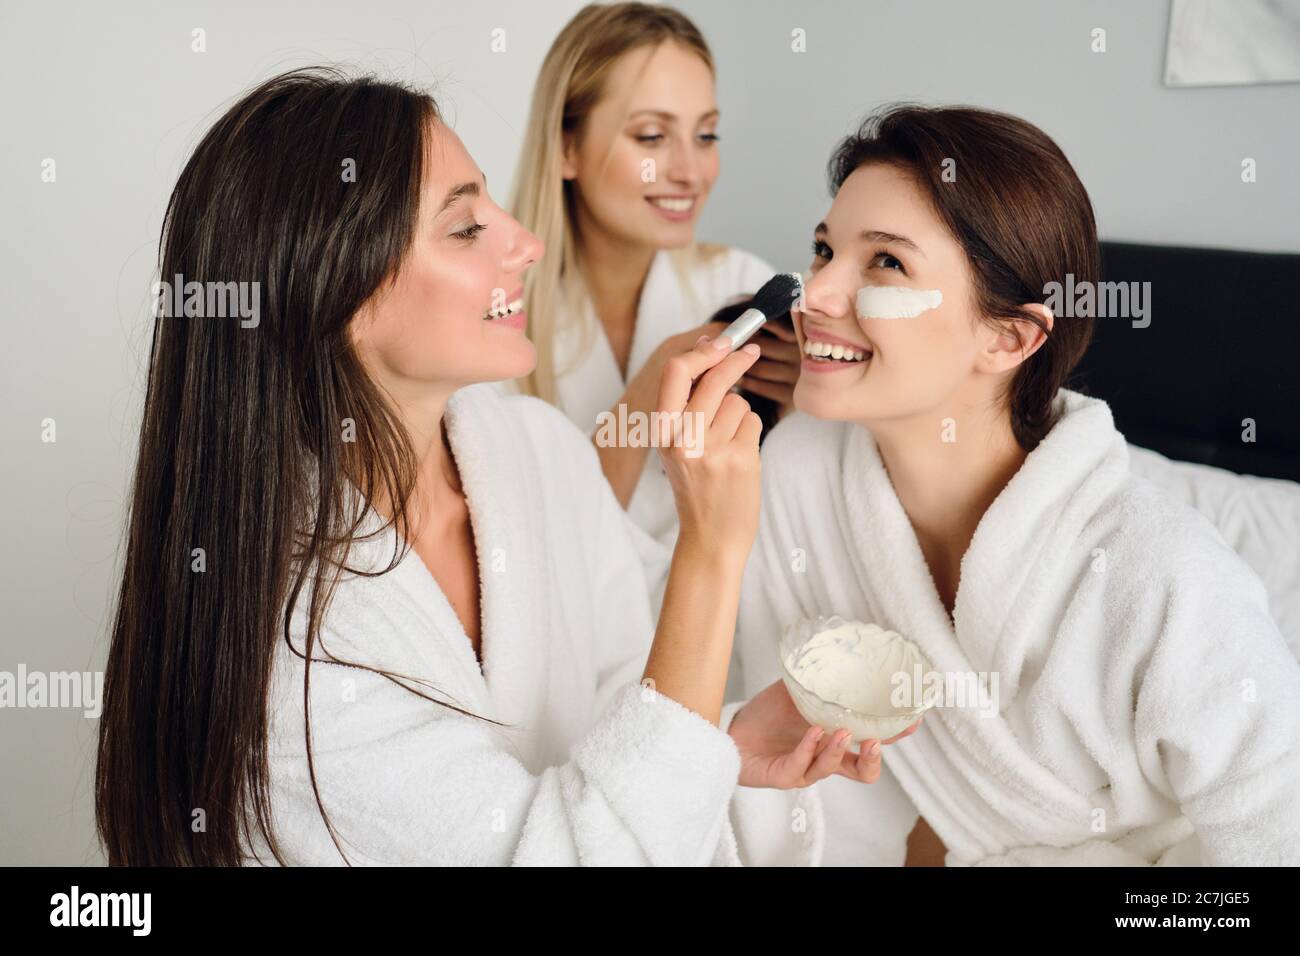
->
<box><xmin>93</xmin><ymin>66</ymin><xmax>903</xmax><ymax>866</ymax></box>
<box><xmin>734</xmin><ymin>105</ymin><xmax>1300</xmax><ymax>867</ymax></box>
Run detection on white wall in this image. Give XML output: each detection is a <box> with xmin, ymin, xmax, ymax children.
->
<box><xmin>2</xmin><ymin>0</ymin><xmax>1296</xmax><ymax>865</ymax></box>
<box><xmin>684</xmin><ymin>0</ymin><xmax>1300</xmax><ymax>267</ymax></box>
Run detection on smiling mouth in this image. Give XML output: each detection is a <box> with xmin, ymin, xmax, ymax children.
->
<box><xmin>646</xmin><ymin>196</ymin><xmax>696</xmax><ymax>214</ymax></box>
<box><xmin>802</xmin><ymin>338</ymin><xmax>871</xmax><ymax>364</ymax></box>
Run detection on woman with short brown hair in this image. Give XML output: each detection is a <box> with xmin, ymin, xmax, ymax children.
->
<box><xmin>733</xmin><ymin>104</ymin><xmax>1300</xmax><ymax>867</ymax></box>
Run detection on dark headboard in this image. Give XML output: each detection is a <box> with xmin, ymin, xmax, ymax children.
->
<box><xmin>1068</xmin><ymin>241</ymin><xmax>1300</xmax><ymax>482</ymax></box>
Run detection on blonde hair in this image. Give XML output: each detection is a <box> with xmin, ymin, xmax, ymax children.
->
<box><xmin>509</xmin><ymin>2</ymin><xmax>720</xmax><ymax>403</ymax></box>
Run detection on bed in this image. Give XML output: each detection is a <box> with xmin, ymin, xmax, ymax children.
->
<box><xmin>1071</xmin><ymin>241</ymin><xmax>1300</xmax><ymax>655</ymax></box>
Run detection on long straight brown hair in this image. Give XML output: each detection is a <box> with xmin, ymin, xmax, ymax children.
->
<box><xmin>95</xmin><ymin>67</ymin><xmax>487</xmax><ymax>866</ymax></box>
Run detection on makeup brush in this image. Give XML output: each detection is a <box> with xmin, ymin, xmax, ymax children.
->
<box><xmin>718</xmin><ymin>272</ymin><xmax>803</xmax><ymax>349</ymax></box>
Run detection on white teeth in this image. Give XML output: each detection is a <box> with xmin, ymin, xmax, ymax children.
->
<box><xmin>804</xmin><ymin>339</ymin><xmax>869</xmax><ymax>361</ymax></box>
<box><xmin>484</xmin><ymin>297</ymin><xmax>524</xmax><ymax>320</ymax></box>
<box><xmin>648</xmin><ymin>197</ymin><xmax>693</xmax><ymax>212</ymax></box>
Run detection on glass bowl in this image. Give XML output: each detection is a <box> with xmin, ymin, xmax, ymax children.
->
<box><xmin>778</xmin><ymin>615</ymin><xmax>934</xmax><ymax>743</ymax></box>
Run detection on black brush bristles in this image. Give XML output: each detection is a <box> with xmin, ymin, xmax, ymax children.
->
<box><xmin>751</xmin><ymin>271</ymin><xmax>804</xmax><ymax>319</ymax></box>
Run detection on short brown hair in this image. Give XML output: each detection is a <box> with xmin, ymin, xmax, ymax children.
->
<box><xmin>827</xmin><ymin>105</ymin><xmax>1098</xmax><ymax>450</ymax></box>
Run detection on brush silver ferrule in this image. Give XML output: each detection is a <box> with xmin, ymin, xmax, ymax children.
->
<box><xmin>720</xmin><ymin>307</ymin><xmax>766</xmax><ymax>349</ymax></box>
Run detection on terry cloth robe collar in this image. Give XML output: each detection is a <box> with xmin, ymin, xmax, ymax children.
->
<box><xmin>330</xmin><ymin>385</ymin><xmax>564</xmax><ymax>769</ymax></box>
<box><xmin>840</xmin><ymin>390</ymin><xmax>1148</xmax><ymax>860</ymax></box>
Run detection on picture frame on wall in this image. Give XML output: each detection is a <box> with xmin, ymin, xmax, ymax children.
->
<box><xmin>1165</xmin><ymin>0</ymin><xmax>1300</xmax><ymax>87</ymax></box>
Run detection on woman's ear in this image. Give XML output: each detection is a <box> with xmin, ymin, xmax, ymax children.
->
<box><xmin>561</xmin><ymin>130</ymin><xmax>579</xmax><ymax>181</ymax></box>
<box><xmin>979</xmin><ymin>303</ymin><xmax>1054</xmax><ymax>374</ymax></box>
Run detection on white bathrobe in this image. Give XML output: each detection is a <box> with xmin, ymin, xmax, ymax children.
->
<box><xmin>501</xmin><ymin>246</ymin><xmax>775</xmax><ymax>554</ymax></box>
<box><xmin>1126</xmin><ymin>445</ymin><xmax>1300</xmax><ymax>658</ymax></box>
<box><xmin>242</xmin><ymin>383</ymin><xmax>822</xmax><ymax>866</ymax></box>
<box><xmin>733</xmin><ymin>388</ymin><xmax>1300</xmax><ymax>867</ymax></box>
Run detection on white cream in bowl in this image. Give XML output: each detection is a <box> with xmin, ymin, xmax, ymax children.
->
<box><xmin>780</xmin><ymin>619</ymin><xmax>933</xmax><ymax>742</ymax></box>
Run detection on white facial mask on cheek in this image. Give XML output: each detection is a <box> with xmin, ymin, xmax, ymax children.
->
<box><xmin>855</xmin><ymin>285</ymin><xmax>943</xmax><ymax>320</ymax></box>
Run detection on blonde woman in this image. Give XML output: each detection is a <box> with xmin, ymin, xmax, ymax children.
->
<box><xmin>509</xmin><ymin>2</ymin><xmax>802</xmax><ymax>551</ymax></box>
